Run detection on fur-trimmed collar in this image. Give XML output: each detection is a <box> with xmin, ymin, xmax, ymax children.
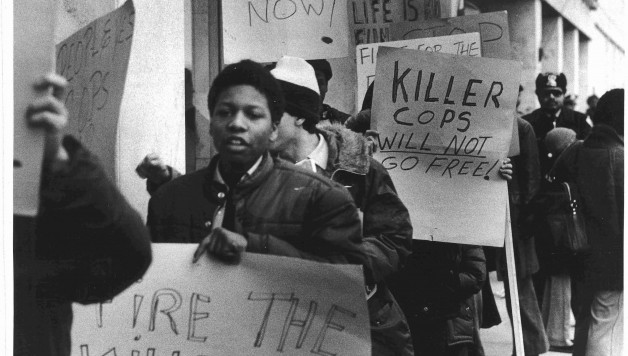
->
<box><xmin>318</xmin><ymin>123</ymin><xmax>370</xmax><ymax>175</ymax></box>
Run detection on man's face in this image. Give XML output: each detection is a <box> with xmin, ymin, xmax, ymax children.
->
<box><xmin>270</xmin><ymin>112</ymin><xmax>299</xmax><ymax>158</ymax></box>
<box><xmin>314</xmin><ymin>70</ymin><xmax>328</xmax><ymax>102</ymax></box>
<box><xmin>210</xmin><ymin>85</ymin><xmax>277</xmax><ymax>170</ymax></box>
<box><xmin>537</xmin><ymin>88</ymin><xmax>564</xmax><ymax>113</ymax></box>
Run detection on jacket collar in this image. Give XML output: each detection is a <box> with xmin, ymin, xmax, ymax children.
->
<box><xmin>203</xmin><ymin>152</ymin><xmax>275</xmax><ymax>201</ymax></box>
<box><xmin>318</xmin><ymin>123</ymin><xmax>370</xmax><ymax>175</ymax></box>
<box><xmin>585</xmin><ymin>124</ymin><xmax>624</xmax><ymax>148</ymax></box>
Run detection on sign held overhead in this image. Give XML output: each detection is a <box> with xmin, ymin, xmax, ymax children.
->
<box><xmin>223</xmin><ymin>0</ymin><xmax>350</xmax><ymax>64</ymax></box>
<box><xmin>390</xmin><ymin>11</ymin><xmax>512</xmax><ymax>60</ymax></box>
<box><xmin>355</xmin><ymin>32</ymin><xmax>481</xmax><ymax>109</ymax></box>
<box><xmin>372</xmin><ymin>47</ymin><xmax>521</xmax><ymax>247</ymax></box>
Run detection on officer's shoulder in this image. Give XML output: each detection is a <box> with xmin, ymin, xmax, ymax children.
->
<box><xmin>522</xmin><ymin>109</ymin><xmax>541</xmax><ymax>123</ymax></box>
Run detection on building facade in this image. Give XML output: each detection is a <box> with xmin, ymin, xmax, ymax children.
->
<box><xmin>458</xmin><ymin>0</ymin><xmax>625</xmax><ymax>114</ymax></box>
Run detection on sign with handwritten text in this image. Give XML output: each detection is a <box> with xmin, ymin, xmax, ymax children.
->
<box><xmin>349</xmin><ymin>0</ymin><xmax>441</xmax><ymax>46</ymax></box>
<box><xmin>56</xmin><ymin>0</ymin><xmax>135</xmax><ymax>179</ymax></box>
<box><xmin>356</xmin><ymin>32</ymin><xmax>481</xmax><ymax>109</ymax></box>
<box><xmin>71</xmin><ymin>244</ymin><xmax>370</xmax><ymax>356</ymax></box>
<box><xmin>222</xmin><ymin>0</ymin><xmax>349</xmax><ymax>64</ymax></box>
<box><xmin>390</xmin><ymin>11</ymin><xmax>511</xmax><ymax>60</ymax></box>
<box><xmin>372</xmin><ymin>47</ymin><xmax>521</xmax><ymax>246</ymax></box>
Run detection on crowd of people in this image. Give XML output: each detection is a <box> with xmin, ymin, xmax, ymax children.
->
<box><xmin>16</xmin><ymin>55</ymin><xmax>622</xmax><ymax>356</ymax></box>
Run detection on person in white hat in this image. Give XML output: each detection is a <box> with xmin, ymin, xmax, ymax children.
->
<box><xmin>270</xmin><ymin>55</ymin><xmax>416</xmax><ymax>355</ymax></box>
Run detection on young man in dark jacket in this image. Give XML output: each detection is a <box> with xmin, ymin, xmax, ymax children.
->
<box><xmin>147</xmin><ymin>60</ymin><xmax>368</xmax><ymax>269</ymax></box>
<box><xmin>549</xmin><ymin>89</ymin><xmax>624</xmax><ymax>356</ymax></box>
<box><xmin>139</xmin><ymin>57</ymin><xmax>413</xmax><ymax>355</ymax></box>
<box><xmin>388</xmin><ymin>241</ymin><xmax>486</xmax><ymax>356</ymax></box>
<box><xmin>14</xmin><ymin>74</ymin><xmax>153</xmax><ymax>356</ymax></box>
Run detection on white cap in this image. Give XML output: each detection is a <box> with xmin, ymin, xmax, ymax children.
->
<box><xmin>270</xmin><ymin>56</ymin><xmax>320</xmax><ymax>95</ymax></box>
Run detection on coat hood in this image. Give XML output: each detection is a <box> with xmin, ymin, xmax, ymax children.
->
<box><xmin>318</xmin><ymin>123</ymin><xmax>370</xmax><ymax>175</ymax></box>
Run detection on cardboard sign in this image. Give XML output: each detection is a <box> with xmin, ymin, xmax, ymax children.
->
<box><xmin>356</xmin><ymin>32</ymin><xmax>481</xmax><ymax>109</ymax></box>
<box><xmin>13</xmin><ymin>0</ymin><xmax>55</xmax><ymax>216</ymax></box>
<box><xmin>71</xmin><ymin>244</ymin><xmax>370</xmax><ymax>356</ymax></box>
<box><xmin>222</xmin><ymin>0</ymin><xmax>349</xmax><ymax>64</ymax></box>
<box><xmin>372</xmin><ymin>47</ymin><xmax>521</xmax><ymax>246</ymax></box>
<box><xmin>349</xmin><ymin>0</ymin><xmax>441</xmax><ymax>46</ymax></box>
<box><xmin>390</xmin><ymin>11</ymin><xmax>511</xmax><ymax>60</ymax></box>
<box><xmin>56</xmin><ymin>0</ymin><xmax>135</xmax><ymax>180</ymax></box>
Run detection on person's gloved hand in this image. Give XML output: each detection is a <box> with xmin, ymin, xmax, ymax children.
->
<box><xmin>193</xmin><ymin>227</ymin><xmax>248</xmax><ymax>264</ymax></box>
<box><xmin>365</xmin><ymin>130</ymin><xmax>380</xmax><ymax>154</ymax></box>
<box><xmin>498</xmin><ymin>158</ymin><xmax>513</xmax><ymax>181</ymax></box>
<box><xmin>26</xmin><ymin>73</ymin><xmax>69</xmax><ymax>170</ymax></box>
<box><xmin>135</xmin><ymin>153</ymin><xmax>171</xmax><ymax>185</ymax></box>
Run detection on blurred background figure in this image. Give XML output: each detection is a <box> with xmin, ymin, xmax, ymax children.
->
<box><xmin>14</xmin><ymin>74</ymin><xmax>152</xmax><ymax>356</ymax></box>
<box><xmin>541</xmin><ymin>127</ymin><xmax>578</xmax><ymax>352</ymax></box>
<box><xmin>523</xmin><ymin>72</ymin><xmax>590</xmax><ymax>309</ymax></box>
<box><xmin>549</xmin><ymin>88</ymin><xmax>624</xmax><ymax>356</ymax></box>
<box><xmin>564</xmin><ymin>94</ymin><xmax>578</xmax><ymax>111</ymax></box>
<box><xmin>307</xmin><ymin>59</ymin><xmax>351</xmax><ymax>125</ymax></box>
<box><xmin>585</xmin><ymin>95</ymin><xmax>598</xmax><ymax>120</ymax></box>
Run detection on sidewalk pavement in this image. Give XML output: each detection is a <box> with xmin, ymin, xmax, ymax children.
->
<box><xmin>480</xmin><ymin>272</ymin><xmax>571</xmax><ymax>356</ymax></box>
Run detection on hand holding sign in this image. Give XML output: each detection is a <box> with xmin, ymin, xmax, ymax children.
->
<box><xmin>499</xmin><ymin>158</ymin><xmax>513</xmax><ymax>181</ymax></box>
<box><xmin>372</xmin><ymin>47</ymin><xmax>521</xmax><ymax>246</ymax></box>
<box><xmin>27</xmin><ymin>74</ymin><xmax>70</xmax><ymax>169</ymax></box>
<box><xmin>193</xmin><ymin>227</ymin><xmax>248</xmax><ymax>263</ymax></box>
<box><xmin>72</xmin><ymin>244</ymin><xmax>371</xmax><ymax>355</ymax></box>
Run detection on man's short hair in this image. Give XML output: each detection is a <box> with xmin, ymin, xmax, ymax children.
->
<box><xmin>207</xmin><ymin>60</ymin><xmax>285</xmax><ymax>124</ymax></box>
<box><xmin>593</xmin><ymin>89</ymin><xmax>624</xmax><ymax>135</ymax></box>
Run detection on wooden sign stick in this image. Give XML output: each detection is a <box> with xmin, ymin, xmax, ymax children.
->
<box><xmin>505</xmin><ymin>201</ymin><xmax>524</xmax><ymax>355</ymax></box>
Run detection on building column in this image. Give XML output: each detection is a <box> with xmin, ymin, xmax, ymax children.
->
<box><xmin>563</xmin><ymin>25</ymin><xmax>579</xmax><ymax>102</ymax></box>
<box><xmin>483</xmin><ymin>0</ymin><xmax>542</xmax><ymax>114</ymax></box>
<box><xmin>578</xmin><ymin>36</ymin><xmax>590</xmax><ymax>110</ymax></box>
<box><xmin>541</xmin><ymin>12</ymin><xmax>563</xmax><ymax>73</ymax></box>
<box><xmin>192</xmin><ymin>0</ymin><xmax>214</xmax><ymax>168</ymax></box>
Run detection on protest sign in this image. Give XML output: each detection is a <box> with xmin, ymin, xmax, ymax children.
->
<box><xmin>350</xmin><ymin>0</ymin><xmax>441</xmax><ymax>45</ymax></box>
<box><xmin>356</xmin><ymin>32</ymin><xmax>481</xmax><ymax>109</ymax></box>
<box><xmin>222</xmin><ymin>0</ymin><xmax>349</xmax><ymax>64</ymax></box>
<box><xmin>13</xmin><ymin>0</ymin><xmax>55</xmax><ymax>216</ymax></box>
<box><xmin>71</xmin><ymin>244</ymin><xmax>370</xmax><ymax>356</ymax></box>
<box><xmin>56</xmin><ymin>0</ymin><xmax>135</xmax><ymax>180</ymax></box>
<box><xmin>389</xmin><ymin>11</ymin><xmax>521</xmax><ymax>156</ymax></box>
<box><xmin>372</xmin><ymin>47</ymin><xmax>521</xmax><ymax>246</ymax></box>
<box><xmin>390</xmin><ymin>11</ymin><xmax>511</xmax><ymax>60</ymax></box>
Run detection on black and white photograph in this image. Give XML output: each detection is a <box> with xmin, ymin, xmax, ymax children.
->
<box><xmin>4</xmin><ymin>0</ymin><xmax>624</xmax><ymax>355</ymax></box>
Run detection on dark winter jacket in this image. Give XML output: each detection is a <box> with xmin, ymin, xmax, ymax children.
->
<box><xmin>549</xmin><ymin>124</ymin><xmax>623</xmax><ymax>291</ymax></box>
<box><xmin>318</xmin><ymin>123</ymin><xmax>414</xmax><ymax>355</ymax></box>
<box><xmin>318</xmin><ymin>123</ymin><xmax>413</xmax><ymax>284</ymax></box>
<box><xmin>498</xmin><ymin>118</ymin><xmax>541</xmax><ymax>279</ymax></box>
<box><xmin>523</xmin><ymin>107</ymin><xmax>591</xmax><ymax>177</ymax></box>
<box><xmin>320</xmin><ymin>103</ymin><xmax>351</xmax><ymax>125</ymax></box>
<box><xmin>14</xmin><ymin>136</ymin><xmax>153</xmax><ymax>356</ymax></box>
<box><xmin>146</xmin><ymin>128</ymin><xmax>413</xmax><ymax>354</ymax></box>
<box><xmin>389</xmin><ymin>241</ymin><xmax>486</xmax><ymax>349</ymax></box>
<box><xmin>147</xmin><ymin>152</ymin><xmax>368</xmax><ymax>268</ymax></box>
